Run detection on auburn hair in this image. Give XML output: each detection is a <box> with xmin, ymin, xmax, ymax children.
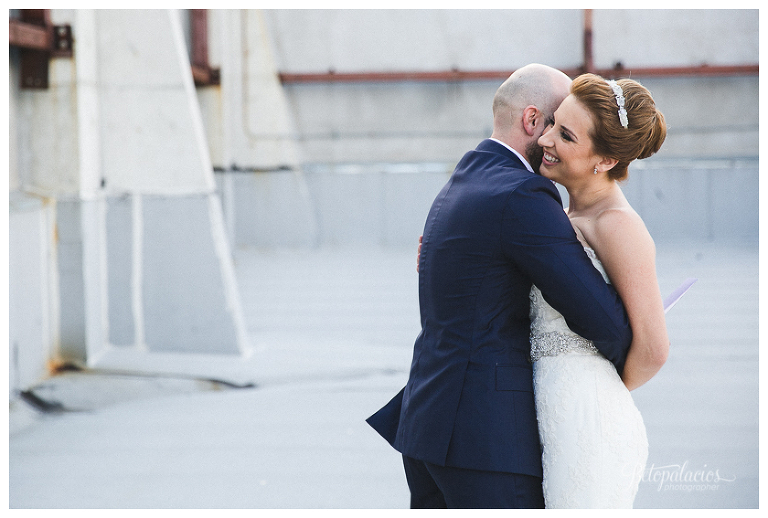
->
<box><xmin>571</xmin><ymin>74</ymin><xmax>667</xmax><ymax>181</ymax></box>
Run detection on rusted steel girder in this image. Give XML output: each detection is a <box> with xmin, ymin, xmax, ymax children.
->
<box><xmin>278</xmin><ymin>64</ymin><xmax>758</xmax><ymax>84</ymax></box>
<box><xmin>9</xmin><ymin>17</ymin><xmax>51</xmax><ymax>51</ymax></box>
<box><xmin>583</xmin><ymin>9</ymin><xmax>594</xmax><ymax>75</ymax></box>
<box><xmin>190</xmin><ymin>9</ymin><xmax>220</xmax><ymax>86</ymax></box>
<box><xmin>9</xmin><ymin>9</ymin><xmax>73</xmax><ymax>89</ymax></box>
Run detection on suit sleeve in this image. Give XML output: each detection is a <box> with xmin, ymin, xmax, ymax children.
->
<box><xmin>501</xmin><ymin>176</ymin><xmax>633</xmax><ymax>374</ymax></box>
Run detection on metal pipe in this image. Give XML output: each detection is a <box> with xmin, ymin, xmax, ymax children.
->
<box><xmin>279</xmin><ymin>64</ymin><xmax>758</xmax><ymax>84</ymax></box>
<box><xmin>9</xmin><ymin>18</ymin><xmax>51</xmax><ymax>51</ymax></box>
<box><xmin>595</xmin><ymin>64</ymin><xmax>759</xmax><ymax>78</ymax></box>
<box><xmin>279</xmin><ymin>69</ymin><xmax>526</xmax><ymax>83</ymax></box>
<box><xmin>583</xmin><ymin>9</ymin><xmax>594</xmax><ymax>74</ymax></box>
<box><xmin>189</xmin><ymin>9</ymin><xmax>219</xmax><ymax>86</ymax></box>
<box><xmin>190</xmin><ymin>9</ymin><xmax>209</xmax><ymax>68</ymax></box>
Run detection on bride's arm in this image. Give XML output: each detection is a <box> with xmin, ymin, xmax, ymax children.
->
<box><xmin>589</xmin><ymin>208</ymin><xmax>669</xmax><ymax>391</ymax></box>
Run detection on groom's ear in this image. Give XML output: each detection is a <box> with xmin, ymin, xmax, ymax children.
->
<box><xmin>522</xmin><ymin>105</ymin><xmax>540</xmax><ymax>137</ymax></box>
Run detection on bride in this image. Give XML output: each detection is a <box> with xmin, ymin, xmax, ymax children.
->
<box><xmin>531</xmin><ymin>73</ymin><xmax>669</xmax><ymax>508</ymax></box>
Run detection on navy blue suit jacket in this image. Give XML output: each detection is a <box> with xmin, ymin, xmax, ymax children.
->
<box><xmin>367</xmin><ymin>139</ymin><xmax>633</xmax><ymax>478</ymax></box>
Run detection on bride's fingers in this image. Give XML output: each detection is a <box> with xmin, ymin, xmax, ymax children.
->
<box><xmin>417</xmin><ymin>235</ymin><xmax>423</xmax><ymax>272</ymax></box>
<box><xmin>417</xmin><ymin>245</ymin><xmax>420</xmax><ymax>272</ymax></box>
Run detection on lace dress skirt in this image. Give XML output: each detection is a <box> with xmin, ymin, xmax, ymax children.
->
<box><xmin>533</xmin><ymin>349</ymin><xmax>648</xmax><ymax>508</ymax></box>
<box><xmin>529</xmin><ymin>251</ymin><xmax>648</xmax><ymax>508</ymax></box>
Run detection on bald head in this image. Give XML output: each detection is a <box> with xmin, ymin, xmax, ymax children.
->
<box><xmin>492</xmin><ymin>64</ymin><xmax>572</xmax><ymax>136</ymax></box>
<box><xmin>490</xmin><ymin>64</ymin><xmax>572</xmax><ymax>169</ymax></box>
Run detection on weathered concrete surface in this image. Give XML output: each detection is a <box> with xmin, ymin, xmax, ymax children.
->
<box><xmin>9</xmin><ymin>243</ymin><xmax>758</xmax><ymax>508</ymax></box>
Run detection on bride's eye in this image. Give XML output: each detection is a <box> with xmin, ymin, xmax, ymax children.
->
<box><xmin>560</xmin><ymin>130</ymin><xmax>573</xmax><ymax>142</ymax></box>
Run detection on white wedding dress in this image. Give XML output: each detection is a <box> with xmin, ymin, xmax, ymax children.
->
<box><xmin>530</xmin><ymin>246</ymin><xmax>648</xmax><ymax>508</ymax></box>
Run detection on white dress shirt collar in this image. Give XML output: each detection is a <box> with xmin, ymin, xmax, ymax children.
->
<box><xmin>488</xmin><ymin>138</ymin><xmax>534</xmax><ymax>173</ymax></box>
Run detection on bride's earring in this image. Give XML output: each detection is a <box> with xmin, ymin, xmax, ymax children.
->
<box><xmin>593</xmin><ymin>167</ymin><xmax>598</xmax><ymax>175</ymax></box>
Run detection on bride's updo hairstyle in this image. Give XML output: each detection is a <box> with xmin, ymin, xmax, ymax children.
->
<box><xmin>571</xmin><ymin>73</ymin><xmax>667</xmax><ymax>181</ymax></box>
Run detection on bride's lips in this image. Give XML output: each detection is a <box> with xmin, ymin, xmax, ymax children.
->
<box><xmin>541</xmin><ymin>150</ymin><xmax>560</xmax><ymax>167</ymax></box>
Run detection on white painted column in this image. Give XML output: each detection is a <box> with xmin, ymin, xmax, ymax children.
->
<box><xmin>10</xmin><ymin>9</ymin><xmax>253</xmax><ymax>388</ymax></box>
<box><xmin>74</xmin><ymin>9</ymin><xmax>110</xmax><ymax>365</ymax></box>
<box><xmin>91</xmin><ymin>9</ymin><xmax>250</xmax><ymax>365</ymax></box>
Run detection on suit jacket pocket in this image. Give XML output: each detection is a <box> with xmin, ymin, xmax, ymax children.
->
<box><xmin>495</xmin><ymin>364</ymin><xmax>534</xmax><ymax>392</ymax></box>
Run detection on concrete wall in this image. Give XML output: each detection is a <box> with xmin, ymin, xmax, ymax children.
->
<box><xmin>206</xmin><ymin>9</ymin><xmax>757</xmax><ymax>249</ymax></box>
<box><xmin>201</xmin><ymin>9</ymin><xmax>301</xmax><ymax>171</ymax></box>
<box><xmin>216</xmin><ymin>158</ymin><xmax>758</xmax><ymax>250</ymax></box>
<box><xmin>618</xmin><ymin>160</ymin><xmax>759</xmax><ymax>244</ymax></box>
<box><xmin>8</xmin><ymin>194</ymin><xmax>58</xmax><ymax>394</ymax></box>
<box><xmin>9</xmin><ymin>41</ymin><xmax>62</xmax><ymax>392</ymax></box>
<box><xmin>9</xmin><ymin>9</ymin><xmax>250</xmax><ymax>392</ymax></box>
<box><xmin>255</xmin><ymin>9</ymin><xmax>758</xmax><ymax>165</ymax></box>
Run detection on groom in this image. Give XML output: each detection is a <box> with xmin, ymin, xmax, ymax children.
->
<box><xmin>367</xmin><ymin>64</ymin><xmax>634</xmax><ymax>508</ymax></box>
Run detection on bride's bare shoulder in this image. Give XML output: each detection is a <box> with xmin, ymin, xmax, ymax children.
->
<box><xmin>592</xmin><ymin>206</ymin><xmax>654</xmax><ymax>258</ymax></box>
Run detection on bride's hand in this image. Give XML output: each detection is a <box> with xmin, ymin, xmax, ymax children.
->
<box><xmin>417</xmin><ymin>235</ymin><xmax>422</xmax><ymax>272</ymax></box>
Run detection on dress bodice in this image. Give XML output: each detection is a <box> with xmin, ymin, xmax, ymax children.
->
<box><xmin>529</xmin><ymin>247</ymin><xmax>606</xmax><ymax>362</ymax></box>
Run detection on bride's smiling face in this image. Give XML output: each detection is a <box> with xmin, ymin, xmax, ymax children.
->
<box><xmin>537</xmin><ymin>95</ymin><xmax>602</xmax><ymax>186</ymax></box>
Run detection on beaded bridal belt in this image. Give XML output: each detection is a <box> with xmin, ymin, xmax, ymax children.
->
<box><xmin>530</xmin><ymin>331</ymin><xmax>600</xmax><ymax>362</ymax></box>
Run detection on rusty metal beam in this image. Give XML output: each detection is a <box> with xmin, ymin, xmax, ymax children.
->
<box><xmin>9</xmin><ymin>18</ymin><xmax>51</xmax><ymax>51</ymax></box>
<box><xmin>583</xmin><ymin>9</ymin><xmax>594</xmax><ymax>74</ymax></box>
<box><xmin>191</xmin><ymin>64</ymin><xmax>220</xmax><ymax>85</ymax></box>
<box><xmin>279</xmin><ymin>69</ymin><xmax>518</xmax><ymax>83</ymax></box>
<box><xmin>14</xmin><ymin>10</ymin><xmax>54</xmax><ymax>90</ymax></box>
<box><xmin>51</xmin><ymin>25</ymin><xmax>73</xmax><ymax>57</ymax></box>
<box><xmin>279</xmin><ymin>63</ymin><xmax>758</xmax><ymax>84</ymax></box>
<box><xmin>9</xmin><ymin>10</ymin><xmax>73</xmax><ymax>89</ymax></box>
<box><xmin>594</xmin><ymin>64</ymin><xmax>760</xmax><ymax>78</ymax></box>
<box><xmin>190</xmin><ymin>9</ymin><xmax>220</xmax><ymax>86</ymax></box>
<box><xmin>18</xmin><ymin>9</ymin><xmax>50</xmax><ymax>27</ymax></box>
<box><xmin>190</xmin><ymin>9</ymin><xmax>209</xmax><ymax>68</ymax></box>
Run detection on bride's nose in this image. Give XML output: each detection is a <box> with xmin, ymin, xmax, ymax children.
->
<box><xmin>538</xmin><ymin>127</ymin><xmax>553</xmax><ymax>147</ymax></box>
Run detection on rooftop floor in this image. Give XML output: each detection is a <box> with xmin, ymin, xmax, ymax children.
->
<box><xmin>9</xmin><ymin>242</ymin><xmax>759</xmax><ymax>508</ymax></box>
